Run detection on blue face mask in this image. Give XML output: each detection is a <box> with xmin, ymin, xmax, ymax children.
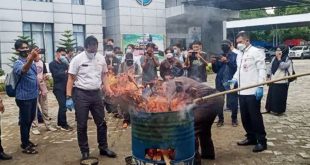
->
<box><xmin>59</xmin><ymin>56</ymin><xmax>69</xmax><ymax>65</ymax></box>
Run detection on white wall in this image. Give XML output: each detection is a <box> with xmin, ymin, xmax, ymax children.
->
<box><xmin>0</xmin><ymin>0</ymin><xmax>104</xmax><ymax>73</ymax></box>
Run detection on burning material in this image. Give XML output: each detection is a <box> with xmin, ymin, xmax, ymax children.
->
<box><xmin>106</xmin><ymin>74</ymin><xmax>196</xmax><ymax>113</ymax></box>
<box><xmin>145</xmin><ymin>149</ymin><xmax>175</xmax><ymax>164</ymax></box>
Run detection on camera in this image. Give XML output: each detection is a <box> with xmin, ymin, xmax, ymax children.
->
<box><xmin>39</xmin><ymin>49</ymin><xmax>45</xmax><ymax>54</ymax></box>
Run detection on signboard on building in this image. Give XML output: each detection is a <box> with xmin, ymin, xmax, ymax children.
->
<box><xmin>122</xmin><ymin>33</ymin><xmax>165</xmax><ymax>62</ymax></box>
<box><xmin>136</xmin><ymin>0</ymin><xmax>153</xmax><ymax>6</ymax></box>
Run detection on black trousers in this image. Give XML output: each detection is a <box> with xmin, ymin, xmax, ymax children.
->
<box><xmin>73</xmin><ymin>88</ymin><xmax>108</xmax><ymax>153</ymax></box>
<box><xmin>53</xmin><ymin>90</ymin><xmax>68</xmax><ymax>127</ymax></box>
<box><xmin>0</xmin><ymin>139</ymin><xmax>3</xmax><ymax>153</ymax></box>
<box><xmin>194</xmin><ymin>106</ymin><xmax>218</xmax><ymax>157</ymax></box>
<box><xmin>239</xmin><ymin>95</ymin><xmax>267</xmax><ymax>144</ymax></box>
<box><xmin>0</xmin><ymin>127</ymin><xmax>3</xmax><ymax>152</ymax></box>
<box><xmin>16</xmin><ymin>98</ymin><xmax>37</xmax><ymax>148</ymax></box>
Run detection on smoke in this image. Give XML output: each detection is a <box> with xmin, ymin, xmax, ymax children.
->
<box><xmin>166</xmin><ymin>1</ymin><xmax>238</xmax><ymax>53</ymax></box>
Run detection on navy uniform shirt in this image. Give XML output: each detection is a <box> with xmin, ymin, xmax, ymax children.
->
<box><xmin>49</xmin><ymin>60</ymin><xmax>68</xmax><ymax>92</ymax></box>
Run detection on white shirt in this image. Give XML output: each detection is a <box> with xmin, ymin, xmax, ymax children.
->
<box><xmin>233</xmin><ymin>45</ymin><xmax>266</xmax><ymax>95</ymax></box>
<box><xmin>68</xmin><ymin>51</ymin><xmax>108</xmax><ymax>90</ymax></box>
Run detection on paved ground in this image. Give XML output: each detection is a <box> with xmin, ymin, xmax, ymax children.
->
<box><xmin>0</xmin><ymin>59</ymin><xmax>309</xmax><ymax>165</ymax></box>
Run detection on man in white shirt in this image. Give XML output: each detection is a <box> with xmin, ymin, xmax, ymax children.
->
<box><xmin>66</xmin><ymin>36</ymin><xmax>117</xmax><ymax>160</ymax></box>
<box><xmin>229</xmin><ymin>31</ymin><xmax>267</xmax><ymax>152</ymax></box>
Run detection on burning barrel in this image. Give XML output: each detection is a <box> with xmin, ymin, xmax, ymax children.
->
<box><xmin>131</xmin><ymin>109</ymin><xmax>195</xmax><ymax>164</ymax></box>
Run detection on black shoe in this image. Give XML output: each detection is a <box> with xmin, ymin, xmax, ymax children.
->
<box><xmin>237</xmin><ymin>139</ymin><xmax>257</xmax><ymax>146</ymax></box>
<box><xmin>100</xmin><ymin>148</ymin><xmax>117</xmax><ymax>158</ymax></box>
<box><xmin>0</xmin><ymin>152</ymin><xmax>12</xmax><ymax>160</ymax></box>
<box><xmin>252</xmin><ymin>143</ymin><xmax>267</xmax><ymax>152</ymax></box>
<box><xmin>194</xmin><ymin>152</ymin><xmax>202</xmax><ymax>165</ymax></box>
<box><xmin>58</xmin><ymin>125</ymin><xmax>73</xmax><ymax>132</ymax></box>
<box><xmin>216</xmin><ymin>120</ymin><xmax>224</xmax><ymax>127</ymax></box>
<box><xmin>81</xmin><ymin>152</ymin><xmax>89</xmax><ymax>160</ymax></box>
<box><xmin>232</xmin><ymin>120</ymin><xmax>238</xmax><ymax>127</ymax></box>
<box><xmin>201</xmin><ymin>154</ymin><xmax>215</xmax><ymax>160</ymax></box>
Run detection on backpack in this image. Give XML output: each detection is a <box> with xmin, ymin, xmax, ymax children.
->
<box><xmin>286</xmin><ymin>58</ymin><xmax>296</xmax><ymax>83</ymax></box>
<box><xmin>5</xmin><ymin>70</ymin><xmax>21</xmax><ymax>97</ymax></box>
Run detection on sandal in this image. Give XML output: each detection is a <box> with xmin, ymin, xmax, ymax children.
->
<box><xmin>22</xmin><ymin>146</ymin><xmax>38</xmax><ymax>154</ymax></box>
<box><xmin>29</xmin><ymin>141</ymin><xmax>38</xmax><ymax>148</ymax></box>
<box><xmin>20</xmin><ymin>141</ymin><xmax>38</xmax><ymax>149</ymax></box>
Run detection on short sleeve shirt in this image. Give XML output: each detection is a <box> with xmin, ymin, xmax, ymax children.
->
<box><xmin>68</xmin><ymin>51</ymin><xmax>108</xmax><ymax>90</ymax></box>
<box><xmin>140</xmin><ymin>55</ymin><xmax>159</xmax><ymax>83</ymax></box>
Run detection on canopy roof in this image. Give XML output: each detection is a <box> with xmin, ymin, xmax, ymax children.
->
<box><xmin>183</xmin><ymin>0</ymin><xmax>310</xmax><ymax>10</ymax></box>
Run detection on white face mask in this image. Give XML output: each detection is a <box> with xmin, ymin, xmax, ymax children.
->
<box><xmin>126</xmin><ymin>48</ymin><xmax>132</xmax><ymax>53</ymax></box>
<box><xmin>59</xmin><ymin>56</ymin><xmax>69</xmax><ymax>65</ymax></box>
<box><xmin>86</xmin><ymin>52</ymin><xmax>96</xmax><ymax>59</ymax></box>
<box><xmin>173</xmin><ymin>49</ymin><xmax>178</xmax><ymax>54</ymax></box>
<box><xmin>105</xmin><ymin>51</ymin><xmax>113</xmax><ymax>56</ymax></box>
<box><xmin>237</xmin><ymin>43</ymin><xmax>247</xmax><ymax>51</ymax></box>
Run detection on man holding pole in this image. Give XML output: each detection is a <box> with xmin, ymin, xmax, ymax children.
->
<box><xmin>229</xmin><ymin>31</ymin><xmax>267</xmax><ymax>152</ymax></box>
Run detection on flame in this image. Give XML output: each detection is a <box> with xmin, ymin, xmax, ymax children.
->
<box><xmin>145</xmin><ymin>149</ymin><xmax>175</xmax><ymax>162</ymax></box>
<box><xmin>106</xmin><ymin>73</ymin><xmax>192</xmax><ymax>113</ymax></box>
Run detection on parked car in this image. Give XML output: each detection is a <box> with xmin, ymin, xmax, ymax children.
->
<box><xmin>265</xmin><ymin>47</ymin><xmax>276</xmax><ymax>62</ymax></box>
<box><xmin>289</xmin><ymin>46</ymin><xmax>310</xmax><ymax>59</ymax></box>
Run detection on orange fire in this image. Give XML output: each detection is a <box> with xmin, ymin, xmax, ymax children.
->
<box><xmin>106</xmin><ymin>73</ymin><xmax>191</xmax><ymax>113</ymax></box>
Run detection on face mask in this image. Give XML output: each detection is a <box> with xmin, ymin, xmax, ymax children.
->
<box><xmin>59</xmin><ymin>56</ymin><xmax>69</xmax><ymax>65</ymax></box>
<box><xmin>126</xmin><ymin>49</ymin><xmax>132</xmax><ymax>53</ymax></box>
<box><xmin>173</xmin><ymin>49</ymin><xmax>178</xmax><ymax>54</ymax></box>
<box><xmin>126</xmin><ymin>60</ymin><xmax>134</xmax><ymax>66</ymax></box>
<box><xmin>221</xmin><ymin>44</ymin><xmax>230</xmax><ymax>54</ymax></box>
<box><xmin>86</xmin><ymin>52</ymin><xmax>96</xmax><ymax>59</ymax></box>
<box><xmin>237</xmin><ymin>43</ymin><xmax>247</xmax><ymax>51</ymax></box>
<box><xmin>19</xmin><ymin>50</ymin><xmax>29</xmax><ymax>57</ymax></box>
<box><xmin>105</xmin><ymin>51</ymin><xmax>113</xmax><ymax>56</ymax></box>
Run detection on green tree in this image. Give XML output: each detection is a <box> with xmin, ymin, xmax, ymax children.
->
<box><xmin>239</xmin><ymin>5</ymin><xmax>310</xmax><ymax>43</ymax></box>
<box><xmin>58</xmin><ymin>30</ymin><xmax>76</xmax><ymax>52</ymax></box>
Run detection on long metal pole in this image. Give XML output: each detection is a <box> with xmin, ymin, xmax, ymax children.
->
<box><xmin>193</xmin><ymin>72</ymin><xmax>310</xmax><ymax>103</ymax></box>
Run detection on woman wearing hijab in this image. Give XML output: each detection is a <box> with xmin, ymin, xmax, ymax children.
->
<box><xmin>265</xmin><ymin>45</ymin><xmax>291</xmax><ymax>115</ymax></box>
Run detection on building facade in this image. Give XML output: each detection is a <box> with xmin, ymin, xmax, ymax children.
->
<box><xmin>0</xmin><ymin>0</ymin><xmax>238</xmax><ymax>73</ymax></box>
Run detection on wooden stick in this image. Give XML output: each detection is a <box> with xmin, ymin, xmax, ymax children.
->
<box><xmin>127</xmin><ymin>75</ymin><xmax>139</xmax><ymax>89</ymax></box>
<box><xmin>193</xmin><ymin>72</ymin><xmax>310</xmax><ymax>103</ymax></box>
<box><xmin>196</xmin><ymin>53</ymin><xmax>208</xmax><ymax>64</ymax></box>
<box><xmin>163</xmin><ymin>154</ymin><xmax>171</xmax><ymax>165</ymax></box>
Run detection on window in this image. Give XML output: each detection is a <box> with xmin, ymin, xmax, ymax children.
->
<box><xmin>73</xmin><ymin>25</ymin><xmax>85</xmax><ymax>48</ymax></box>
<box><xmin>23</xmin><ymin>23</ymin><xmax>54</xmax><ymax>63</ymax></box>
<box><xmin>72</xmin><ymin>0</ymin><xmax>84</xmax><ymax>5</ymax></box>
<box><xmin>28</xmin><ymin>0</ymin><xmax>53</xmax><ymax>2</ymax></box>
<box><xmin>101</xmin><ymin>0</ymin><xmax>105</xmax><ymax>10</ymax></box>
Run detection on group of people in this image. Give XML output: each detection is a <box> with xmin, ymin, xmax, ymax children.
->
<box><xmin>0</xmin><ymin>30</ymin><xmax>293</xmax><ymax>161</ymax></box>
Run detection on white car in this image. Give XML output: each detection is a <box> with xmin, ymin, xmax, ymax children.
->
<box><xmin>289</xmin><ymin>46</ymin><xmax>310</xmax><ymax>59</ymax></box>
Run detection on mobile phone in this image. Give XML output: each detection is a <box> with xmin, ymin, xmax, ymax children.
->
<box><xmin>39</xmin><ymin>49</ymin><xmax>45</xmax><ymax>54</ymax></box>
